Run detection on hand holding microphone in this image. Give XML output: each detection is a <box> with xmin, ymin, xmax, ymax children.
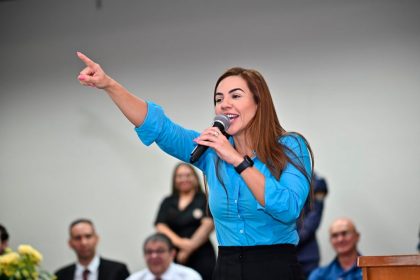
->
<box><xmin>190</xmin><ymin>115</ymin><xmax>230</xmax><ymax>163</ymax></box>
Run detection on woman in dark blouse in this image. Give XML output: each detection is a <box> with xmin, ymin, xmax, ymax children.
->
<box><xmin>155</xmin><ymin>163</ymin><xmax>216</xmax><ymax>280</ymax></box>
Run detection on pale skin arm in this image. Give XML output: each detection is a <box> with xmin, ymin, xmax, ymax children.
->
<box><xmin>156</xmin><ymin>218</ymin><xmax>214</xmax><ymax>264</ymax></box>
<box><xmin>194</xmin><ymin>127</ymin><xmax>266</xmax><ymax>206</ymax></box>
<box><xmin>77</xmin><ymin>51</ymin><xmax>267</xmax><ymax>205</ymax></box>
<box><xmin>189</xmin><ymin>217</ymin><xmax>214</xmax><ymax>251</ymax></box>
<box><xmin>76</xmin><ymin>52</ymin><xmax>147</xmax><ymax>127</ymax></box>
<box><xmin>236</xmin><ymin>167</ymin><xmax>266</xmax><ymax>206</ymax></box>
<box><xmin>155</xmin><ymin>223</ymin><xmax>185</xmax><ymax>248</ymax></box>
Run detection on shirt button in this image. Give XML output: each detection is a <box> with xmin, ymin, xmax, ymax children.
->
<box><xmin>239</xmin><ymin>229</ymin><xmax>244</xmax><ymax>234</ymax></box>
<box><xmin>234</xmin><ymin>200</ymin><xmax>237</xmax><ymax>203</ymax></box>
<box><xmin>238</xmin><ymin>214</ymin><xmax>241</xmax><ymax>218</ymax></box>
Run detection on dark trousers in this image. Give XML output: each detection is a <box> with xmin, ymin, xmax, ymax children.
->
<box><xmin>212</xmin><ymin>244</ymin><xmax>304</xmax><ymax>280</ymax></box>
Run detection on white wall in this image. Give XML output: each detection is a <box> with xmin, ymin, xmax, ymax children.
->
<box><xmin>1</xmin><ymin>0</ymin><xmax>419</xmax><ymax>273</ymax></box>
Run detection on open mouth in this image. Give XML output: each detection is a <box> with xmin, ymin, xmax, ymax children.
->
<box><xmin>225</xmin><ymin>114</ymin><xmax>239</xmax><ymax>121</ymax></box>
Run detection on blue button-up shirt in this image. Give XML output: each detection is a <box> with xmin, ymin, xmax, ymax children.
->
<box><xmin>135</xmin><ymin>102</ymin><xmax>311</xmax><ymax>246</ymax></box>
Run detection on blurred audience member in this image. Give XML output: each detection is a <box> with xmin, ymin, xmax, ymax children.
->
<box><xmin>0</xmin><ymin>224</ymin><xmax>9</xmax><ymax>255</ymax></box>
<box><xmin>309</xmin><ymin>218</ymin><xmax>362</xmax><ymax>280</ymax></box>
<box><xmin>127</xmin><ymin>232</ymin><xmax>202</xmax><ymax>280</ymax></box>
<box><xmin>417</xmin><ymin>225</ymin><xmax>420</xmax><ymax>253</ymax></box>
<box><xmin>155</xmin><ymin>163</ymin><xmax>215</xmax><ymax>280</ymax></box>
<box><xmin>55</xmin><ymin>219</ymin><xmax>130</xmax><ymax>280</ymax></box>
<box><xmin>297</xmin><ymin>173</ymin><xmax>328</xmax><ymax>278</ymax></box>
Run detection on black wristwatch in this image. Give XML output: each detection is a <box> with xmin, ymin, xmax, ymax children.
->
<box><xmin>235</xmin><ymin>155</ymin><xmax>254</xmax><ymax>174</ymax></box>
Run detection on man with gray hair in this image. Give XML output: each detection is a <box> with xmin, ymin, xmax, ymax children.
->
<box><xmin>127</xmin><ymin>233</ymin><xmax>202</xmax><ymax>280</ymax></box>
<box><xmin>308</xmin><ymin>217</ymin><xmax>362</xmax><ymax>280</ymax></box>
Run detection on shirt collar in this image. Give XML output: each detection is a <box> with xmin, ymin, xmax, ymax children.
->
<box><xmin>76</xmin><ymin>255</ymin><xmax>100</xmax><ymax>274</ymax></box>
<box><xmin>145</xmin><ymin>263</ymin><xmax>174</xmax><ymax>280</ymax></box>
<box><xmin>333</xmin><ymin>252</ymin><xmax>362</xmax><ymax>272</ymax></box>
<box><xmin>160</xmin><ymin>263</ymin><xmax>175</xmax><ymax>280</ymax></box>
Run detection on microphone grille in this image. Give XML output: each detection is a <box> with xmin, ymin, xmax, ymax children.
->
<box><xmin>214</xmin><ymin>114</ymin><xmax>230</xmax><ymax>130</ymax></box>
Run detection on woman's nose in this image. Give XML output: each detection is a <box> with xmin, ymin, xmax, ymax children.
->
<box><xmin>220</xmin><ymin>98</ymin><xmax>232</xmax><ymax>109</ymax></box>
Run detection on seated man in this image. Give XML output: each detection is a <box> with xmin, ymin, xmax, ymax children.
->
<box><xmin>127</xmin><ymin>233</ymin><xmax>202</xmax><ymax>280</ymax></box>
<box><xmin>309</xmin><ymin>217</ymin><xmax>362</xmax><ymax>280</ymax></box>
<box><xmin>55</xmin><ymin>218</ymin><xmax>130</xmax><ymax>280</ymax></box>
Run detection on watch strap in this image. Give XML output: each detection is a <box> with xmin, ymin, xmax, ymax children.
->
<box><xmin>235</xmin><ymin>155</ymin><xmax>254</xmax><ymax>174</ymax></box>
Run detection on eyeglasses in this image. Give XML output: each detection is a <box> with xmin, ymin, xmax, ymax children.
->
<box><xmin>175</xmin><ymin>173</ymin><xmax>194</xmax><ymax>179</ymax></box>
<box><xmin>330</xmin><ymin>230</ymin><xmax>354</xmax><ymax>240</ymax></box>
<box><xmin>144</xmin><ymin>248</ymin><xmax>169</xmax><ymax>256</ymax></box>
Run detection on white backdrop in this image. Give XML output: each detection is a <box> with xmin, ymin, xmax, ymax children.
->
<box><xmin>1</xmin><ymin>0</ymin><xmax>420</xmax><ymax>274</ymax></box>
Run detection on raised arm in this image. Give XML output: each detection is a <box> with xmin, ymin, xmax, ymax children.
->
<box><xmin>76</xmin><ymin>52</ymin><xmax>147</xmax><ymax>127</ymax></box>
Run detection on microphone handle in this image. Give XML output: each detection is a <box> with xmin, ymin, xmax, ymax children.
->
<box><xmin>189</xmin><ymin>145</ymin><xmax>208</xmax><ymax>164</ymax></box>
<box><xmin>189</xmin><ymin>120</ymin><xmax>229</xmax><ymax>164</ymax></box>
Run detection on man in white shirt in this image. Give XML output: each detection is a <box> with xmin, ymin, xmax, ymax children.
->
<box><xmin>127</xmin><ymin>233</ymin><xmax>202</xmax><ymax>280</ymax></box>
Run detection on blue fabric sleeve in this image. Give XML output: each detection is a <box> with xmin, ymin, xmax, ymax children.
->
<box><xmin>134</xmin><ymin>102</ymin><xmax>200</xmax><ymax>163</ymax></box>
<box><xmin>135</xmin><ymin>101</ymin><xmax>165</xmax><ymax>146</ymax></box>
<box><xmin>257</xmin><ymin>134</ymin><xmax>312</xmax><ymax>223</ymax></box>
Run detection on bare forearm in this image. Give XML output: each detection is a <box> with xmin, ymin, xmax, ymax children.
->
<box><xmin>230</xmin><ymin>153</ymin><xmax>266</xmax><ymax>206</ymax></box>
<box><xmin>104</xmin><ymin>78</ymin><xmax>148</xmax><ymax>127</ymax></box>
<box><xmin>189</xmin><ymin>218</ymin><xmax>214</xmax><ymax>251</ymax></box>
<box><xmin>155</xmin><ymin>223</ymin><xmax>184</xmax><ymax>247</ymax></box>
<box><xmin>76</xmin><ymin>52</ymin><xmax>147</xmax><ymax>127</ymax></box>
<box><xmin>240</xmin><ymin>167</ymin><xmax>266</xmax><ymax>206</ymax></box>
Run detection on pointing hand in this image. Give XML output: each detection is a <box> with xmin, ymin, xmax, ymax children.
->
<box><xmin>76</xmin><ymin>52</ymin><xmax>112</xmax><ymax>89</ymax></box>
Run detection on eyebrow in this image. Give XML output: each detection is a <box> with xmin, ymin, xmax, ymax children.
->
<box><xmin>330</xmin><ymin>229</ymin><xmax>354</xmax><ymax>235</ymax></box>
<box><xmin>215</xmin><ymin>88</ymin><xmax>245</xmax><ymax>96</ymax></box>
<box><xmin>229</xmin><ymin>88</ymin><xmax>245</xmax><ymax>93</ymax></box>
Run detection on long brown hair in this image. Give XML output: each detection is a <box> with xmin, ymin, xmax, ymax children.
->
<box><xmin>171</xmin><ymin>162</ymin><xmax>203</xmax><ymax>195</ymax></box>
<box><xmin>213</xmin><ymin>67</ymin><xmax>313</xmax><ymax>193</ymax></box>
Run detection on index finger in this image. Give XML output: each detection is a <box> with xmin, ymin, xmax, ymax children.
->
<box><xmin>76</xmin><ymin>51</ymin><xmax>96</xmax><ymax>67</ymax></box>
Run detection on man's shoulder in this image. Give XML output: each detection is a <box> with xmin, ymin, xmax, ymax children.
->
<box><xmin>55</xmin><ymin>263</ymin><xmax>76</xmax><ymax>278</ymax></box>
<box><xmin>126</xmin><ymin>269</ymin><xmax>148</xmax><ymax>280</ymax></box>
<box><xmin>99</xmin><ymin>257</ymin><xmax>128</xmax><ymax>267</ymax></box>
<box><xmin>98</xmin><ymin>257</ymin><xmax>130</xmax><ymax>280</ymax></box>
<box><xmin>171</xmin><ymin>263</ymin><xmax>202</xmax><ymax>279</ymax></box>
<box><xmin>308</xmin><ymin>257</ymin><xmax>362</xmax><ymax>280</ymax></box>
<box><xmin>308</xmin><ymin>260</ymin><xmax>336</xmax><ymax>280</ymax></box>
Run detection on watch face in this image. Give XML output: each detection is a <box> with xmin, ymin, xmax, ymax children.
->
<box><xmin>245</xmin><ymin>156</ymin><xmax>254</xmax><ymax>166</ymax></box>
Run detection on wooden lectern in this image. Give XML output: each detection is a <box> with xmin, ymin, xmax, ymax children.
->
<box><xmin>357</xmin><ymin>254</ymin><xmax>420</xmax><ymax>280</ymax></box>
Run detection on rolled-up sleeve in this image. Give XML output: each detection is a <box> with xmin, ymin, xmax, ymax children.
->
<box><xmin>257</xmin><ymin>135</ymin><xmax>311</xmax><ymax>223</ymax></box>
<box><xmin>135</xmin><ymin>101</ymin><xmax>165</xmax><ymax>146</ymax></box>
<box><xmin>134</xmin><ymin>101</ymin><xmax>199</xmax><ymax>162</ymax></box>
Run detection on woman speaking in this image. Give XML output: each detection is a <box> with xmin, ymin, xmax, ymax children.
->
<box><xmin>76</xmin><ymin>51</ymin><xmax>313</xmax><ymax>280</ymax></box>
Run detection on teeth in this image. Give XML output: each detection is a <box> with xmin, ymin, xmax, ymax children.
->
<box><xmin>226</xmin><ymin>114</ymin><xmax>237</xmax><ymax>119</ymax></box>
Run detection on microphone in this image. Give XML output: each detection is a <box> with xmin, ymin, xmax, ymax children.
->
<box><xmin>189</xmin><ymin>114</ymin><xmax>230</xmax><ymax>163</ymax></box>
